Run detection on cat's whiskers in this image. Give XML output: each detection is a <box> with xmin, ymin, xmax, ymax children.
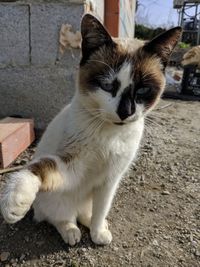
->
<box><xmin>62</xmin><ymin>110</ymin><xmax>105</xmax><ymax>149</ymax></box>
<box><xmin>145</xmin><ymin>115</ymin><xmax>173</xmax><ymax>139</ymax></box>
<box><xmin>143</xmin><ymin>121</ymin><xmax>155</xmax><ymax>138</ymax></box>
<box><xmin>145</xmin><ymin>118</ymin><xmax>163</xmax><ymax>133</ymax></box>
<box><xmin>85</xmin><ymin>115</ymin><xmax>104</xmax><ymax>138</ymax></box>
<box><xmin>73</xmin><ymin>106</ymin><xmax>116</xmax><ymax>127</ymax></box>
<box><xmin>144</xmin><ymin>122</ymin><xmax>154</xmax><ymax>136</ymax></box>
<box><xmin>73</xmin><ymin>106</ymin><xmax>105</xmax><ymax>118</ymax></box>
<box><xmin>77</xmin><ymin>110</ymin><xmax>104</xmax><ymax>133</ymax></box>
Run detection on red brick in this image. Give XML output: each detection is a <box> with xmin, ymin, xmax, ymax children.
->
<box><xmin>0</xmin><ymin>117</ymin><xmax>35</xmax><ymax>168</ymax></box>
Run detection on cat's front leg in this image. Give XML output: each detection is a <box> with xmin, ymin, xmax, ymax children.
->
<box><xmin>0</xmin><ymin>156</ymin><xmax>64</xmax><ymax>224</ymax></box>
<box><xmin>90</xmin><ymin>179</ymin><xmax>120</xmax><ymax>245</ymax></box>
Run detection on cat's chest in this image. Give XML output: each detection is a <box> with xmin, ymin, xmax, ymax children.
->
<box><xmin>94</xmin><ymin>122</ymin><xmax>143</xmax><ymax>158</ymax></box>
<box><xmin>94</xmin><ymin>136</ymin><xmax>133</xmax><ymax>159</ymax></box>
<box><xmin>81</xmin><ymin>125</ymin><xmax>143</xmax><ymax>176</ymax></box>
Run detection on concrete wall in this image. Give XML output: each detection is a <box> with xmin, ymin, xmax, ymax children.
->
<box><xmin>0</xmin><ymin>1</ymin><xmax>84</xmax><ymax>129</ymax></box>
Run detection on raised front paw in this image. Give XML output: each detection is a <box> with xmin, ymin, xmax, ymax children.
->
<box><xmin>0</xmin><ymin>170</ymin><xmax>40</xmax><ymax>223</ymax></box>
<box><xmin>90</xmin><ymin>228</ymin><xmax>112</xmax><ymax>245</ymax></box>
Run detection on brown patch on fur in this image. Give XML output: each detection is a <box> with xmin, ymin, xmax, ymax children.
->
<box><xmin>79</xmin><ymin>40</ymin><xmax>165</xmax><ymax>111</ymax></box>
<box><xmin>113</xmin><ymin>37</ymin><xmax>144</xmax><ymax>54</ymax></box>
<box><xmin>81</xmin><ymin>14</ymin><xmax>113</xmax><ymax>64</ymax></box>
<box><xmin>79</xmin><ymin>15</ymin><xmax>181</xmax><ymax>119</ymax></box>
<box><xmin>132</xmin><ymin>48</ymin><xmax>166</xmax><ymax>109</ymax></box>
<box><xmin>144</xmin><ymin>27</ymin><xmax>182</xmax><ymax>66</ymax></box>
<box><xmin>59</xmin><ymin>153</ymin><xmax>74</xmax><ymax>164</ymax></box>
<box><xmin>79</xmin><ymin>42</ymin><xmax>130</xmax><ymax>95</ymax></box>
<box><xmin>28</xmin><ymin>158</ymin><xmax>63</xmax><ymax>191</ymax></box>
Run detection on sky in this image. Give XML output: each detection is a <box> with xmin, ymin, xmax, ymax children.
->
<box><xmin>135</xmin><ymin>0</ymin><xmax>179</xmax><ymax>28</ymax></box>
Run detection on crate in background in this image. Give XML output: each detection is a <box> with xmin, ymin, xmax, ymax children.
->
<box><xmin>181</xmin><ymin>65</ymin><xmax>200</xmax><ymax>96</ymax></box>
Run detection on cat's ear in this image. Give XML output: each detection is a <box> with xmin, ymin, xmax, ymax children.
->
<box><xmin>81</xmin><ymin>14</ymin><xmax>113</xmax><ymax>59</ymax></box>
<box><xmin>143</xmin><ymin>27</ymin><xmax>182</xmax><ymax>67</ymax></box>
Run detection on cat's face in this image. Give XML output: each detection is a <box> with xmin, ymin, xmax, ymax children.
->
<box><xmin>78</xmin><ymin>14</ymin><xmax>181</xmax><ymax>125</ymax></box>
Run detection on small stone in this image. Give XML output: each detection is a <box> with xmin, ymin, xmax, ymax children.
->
<box><xmin>0</xmin><ymin>252</ymin><xmax>10</xmax><ymax>262</ymax></box>
<box><xmin>24</xmin><ymin>236</ymin><xmax>29</xmax><ymax>242</ymax></box>
<box><xmin>195</xmin><ymin>250</ymin><xmax>200</xmax><ymax>256</ymax></box>
<box><xmin>138</xmin><ymin>174</ymin><xmax>145</xmax><ymax>185</ymax></box>
<box><xmin>20</xmin><ymin>254</ymin><xmax>26</xmax><ymax>261</ymax></box>
<box><xmin>112</xmin><ymin>246</ymin><xmax>119</xmax><ymax>252</ymax></box>
<box><xmin>161</xmin><ymin>190</ymin><xmax>170</xmax><ymax>195</ymax></box>
<box><xmin>10</xmin><ymin>259</ymin><xmax>15</xmax><ymax>264</ymax></box>
<box><xmin>152</xmin><ymin>239</ymin><xmax>159</xmax><ymax>246</ymax></box>
<box><xmin>163</xmin><ymin>235</ymin><xmax>170</xmax><ymax>240</ymax></box>
<box><xmin>122</xmin><ymin>242</ymin><xmax>128</xmax><ymax>248</ymax></box>
<box><xmin>36</xmin><ymin>241</ymin><xmax>45</xmax><ymax>247</ymax></box>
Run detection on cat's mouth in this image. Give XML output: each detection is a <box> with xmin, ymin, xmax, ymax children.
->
<box><xmin>114</xmin><ymin>122</ymin><xmax>125</xmax><ymax>126</ymax></box>
<box><xmin>113</xmin><ymin>116</ymin><xmax>140</xmax><ymax>125</ymax></box>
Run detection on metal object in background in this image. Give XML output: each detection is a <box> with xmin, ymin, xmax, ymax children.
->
<box><xmin>174</xmin><ymin>1</ymin><xmax>200</xmax><ymax>45</ymax></box>
<box><xmin>181</xmin><ymin>65</ymin><xmax>200</xmax><ymax>95</ymax></box>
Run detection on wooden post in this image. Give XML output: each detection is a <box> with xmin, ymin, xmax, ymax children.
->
<box><xmin>104</xmin><ymin>0</ymin><xmax>119</xmax><ymax>37</ymax></box>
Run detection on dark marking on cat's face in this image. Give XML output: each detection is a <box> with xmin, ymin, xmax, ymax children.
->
<box><xmin>78</xmin><ymin>14</ymin><xmax>182</xmax><ymax>123</ymax></box>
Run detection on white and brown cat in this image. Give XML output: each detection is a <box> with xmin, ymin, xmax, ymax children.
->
<box><xmin>0</xmin><ymin>14</ymin><xmax>181</xmax><ymax>246</ymax></box>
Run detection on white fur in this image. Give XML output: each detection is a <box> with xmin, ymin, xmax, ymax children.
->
<box><xmin>34</xmin><ymin>96</ymin><xmax>144</xmax><ymax>245</ymax></box>
<box><xmin>117</xmin><ymin>61</ymin><xmax>132</xmax><ymax>95</ymax></box>
<box><xmin>88</xmin><ymin>61</ymin><xmax>144</xmax><ymax>124</ymax></box>
<box><xmin>0</xmin><ymin>68</ymin><xmax>144</xmax><ymax>245</ymax></box>
<box><xmin>0</xmin><ymin>170</ymin><xmax>41</xmax><ymax>223</ymax></box>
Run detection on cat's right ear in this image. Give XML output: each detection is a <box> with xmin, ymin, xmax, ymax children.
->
<box><xmin>143</xmin><ymin>27</ymin><xmax>182</xmax><ymax>67</ymax></box>
<box><xmin>81</xmin><ymin>14</ymin><xmax>113</xmax><ymax>61</ymax></box>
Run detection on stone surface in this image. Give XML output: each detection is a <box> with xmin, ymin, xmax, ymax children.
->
<box><xmin>0</xmin><ymin>66</ymin><xmax>76</xmax><ymax>129</ymax></box>
<box><xmin>30</xmin><ymin>3</ymin><xmax>83</xmax><ymax>65</ymax></box>
<box><xmin>0</xmin><ymin>4</ymin><xmax>29</xmax><ymax>67</ymax></box>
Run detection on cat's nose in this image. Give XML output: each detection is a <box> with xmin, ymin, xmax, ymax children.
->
<box><xmin>117</xmin><ymin>97</ymin><xmax>135</xmax><ymax>121</ymax></box>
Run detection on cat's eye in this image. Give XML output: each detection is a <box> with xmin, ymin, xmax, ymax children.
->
<box><xmin>101</xmin><ymin>82</ymin><xmax>113</xmax><ymax>92</ymax></box>
<box><xmin>136</xmin><ymin>87</ymin><xmax>151</xmax><ymax>95</ymax></box>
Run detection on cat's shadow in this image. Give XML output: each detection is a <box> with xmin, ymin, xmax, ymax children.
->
<box><xmin>0</xmin><ymin>209</ymin><xmax>96</xmax><ymax>262</ymax></box>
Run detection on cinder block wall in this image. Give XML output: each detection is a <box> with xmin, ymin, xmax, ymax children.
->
<box><xmin>0</xmin><ymin>0</ymin><xmax>84</xmax><ymax>129</ymax></box>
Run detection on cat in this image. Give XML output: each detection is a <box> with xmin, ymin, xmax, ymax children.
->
<box><xmin>0</xmin><ymin>14</ymin><xmax>182</xmax><ymax>246</ymax></box>
<box><xmin>182</xmin><ymin>45</ymin><xmax>200</xmax><ymax>67</ymax></box>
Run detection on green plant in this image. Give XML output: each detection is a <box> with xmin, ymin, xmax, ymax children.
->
<box><xmin>178</xmin><ymin>42</ymin><xmax>191</xmax><ymax>49</ymax></box>
<box><xmin>135</xmin><ymin>24</ymin><xmax>165</xmax><ymax>40</ymax></box>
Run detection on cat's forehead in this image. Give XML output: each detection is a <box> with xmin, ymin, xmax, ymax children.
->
<box><xmin>79</xmin><ymin>43</ymin><xmax>166</xmax><ymax>97</ymax></box>
<box><xmin>115</xmin><ymin>61</ymin><xmax>132</xmax><ymax>91</ymax></box>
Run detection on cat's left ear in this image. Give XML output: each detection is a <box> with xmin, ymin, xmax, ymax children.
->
<box><xmin>81</xmin><ymin>14</ymin><xmax>114</xmax><ymax>61</ymax></box>
<box><xmin>143</xmin><ymin>27</ymin><xmax>182</xmax><ymax>67</ymax></box>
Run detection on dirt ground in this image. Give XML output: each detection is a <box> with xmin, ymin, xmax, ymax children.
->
<box><xmin>0</xmin><ymin>98</ymin><xmax>199</xmax><ymax>267</ymax></box>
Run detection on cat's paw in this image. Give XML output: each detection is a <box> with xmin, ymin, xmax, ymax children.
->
<box><xmin>57</xmin><ymin>223</ymin><xmax>81</xmax><ymax>246</ymax></box>
<box><xmin>90</xmin><ymin>228</ymin><xmax>112</xmax><ymax>245</ymax></box>
<box><xmin>0</xmin><ymin>170</ymin><xmax>41</xmax><ymax>224</ymax></box>
<box><xmin>62</xmin><ymin>227</ymin><xmax>81</xmax><ymax>246</ymax></box>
